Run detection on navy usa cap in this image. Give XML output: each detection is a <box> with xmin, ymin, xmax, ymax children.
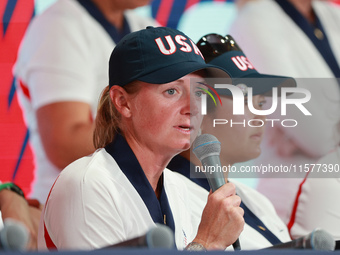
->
<box><xmin>109</xmin><ymin>27</ymin><xmax>231</xmax><ymax>88</ymax></box>
<box><xmin>197</xmin><ymin>34</ymin><xmax>296</xmax><ymax>96</ymax></box>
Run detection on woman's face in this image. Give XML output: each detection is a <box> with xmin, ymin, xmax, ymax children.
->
<box><xmin>127</xmin><ymin>72</ymin><xmax>205</xmax><ymax>156</ymax></box>
<box><xmin>201</xmin><ymin>94</ymin><xmax>266</xmax><ymax>165</ymax></box>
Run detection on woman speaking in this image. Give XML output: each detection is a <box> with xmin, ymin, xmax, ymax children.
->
<box><xmin>38</xmin><ymin>27</ymin><xmax>244</xmax><ymax>251</ymax></box>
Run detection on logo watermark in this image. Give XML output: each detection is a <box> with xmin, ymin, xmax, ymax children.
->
<box><xmin>200</xmin><ymin>84</ymin><xmax>311</xmax><ymax>117</ymax></box>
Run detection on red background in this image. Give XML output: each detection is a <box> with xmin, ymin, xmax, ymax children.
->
<box><xmin>1</xmin><ymin>0</ymin><xmax>339</xmax><ymax>198</ymax></box>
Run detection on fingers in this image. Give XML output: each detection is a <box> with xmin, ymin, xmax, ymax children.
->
<box><xmin>195</xmin><ymin>182</ymin><xmax>244</xmax><ymax>250</ymax></box>
<box><xmin>207</xmin><ymin>183</ymin><xmax>242</xmax><ymax>220</ymax></box>
<box><xmin>210</xmin><ymin>182</ymin><xmax>236</xmax><ymax>198</ymax></box>
<box><xmin>229</xmin><ymin>206</ymin><xmax>245</xmax><ymax>225</ymax></box>
<box><xmin>209</xmin><ymin>182</ymin><xmax>240</xmax><ymax>206</ymax></box>
<box><xmin>235</xmin><ymin>205</ymin><xmax>244</xmax><ymax>217</ymax></box>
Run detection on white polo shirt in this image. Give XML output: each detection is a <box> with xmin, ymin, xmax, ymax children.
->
<box><xmin>38</xmin><ymin>134</ymin><xmax>207</xmax><ymax>250</ymax></box>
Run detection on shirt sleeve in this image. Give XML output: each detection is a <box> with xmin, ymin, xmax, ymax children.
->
<box><xmin>14</xmin><ymin>9</ymin><xmax>98</xmax><ymax>110</ymax></box>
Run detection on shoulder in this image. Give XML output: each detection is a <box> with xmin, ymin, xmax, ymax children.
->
<box><xmin>45</xmin><ymin>148</ymin><xmax>136</xmax><ymax>222</ymax></box>
<box><xmin>28</xmin><ymin>0</ymin><xmax>88</xmax><ymax>30</ymax></box>
<box><xmin>62</xmin><ymin>148</ymin><xmax>114</xmax><ymax>175</ymax></box>
<box><xmin>17</xmin><ymin>0</ymin><xmax>91</xmax><ymax>62</ymax></box>
<box><xmin>230</xmin><ymin>0</ymin><xmax>289</xmax><ymax>44</ymax></box>
<box><xmin>229</xmin><ymin>0</ymin><xmax>288</xmax><ymax>59</ymax></box>
<box><xmin>313</xmin><ymin>1</ymin><xmax>340</xmax><ymax>17</ymax></box>
<box><xmin>52</xmin><ymin>149</ymin><xmax>123</xmax><ymax>196</ymax></box>
<box><xmin>233</xmin><ymin>0</ymin><xmax>284</xmax><ymax>24</ymax></box>
<box><xmin>22</xmin><ymin>0</ymin><xmax>103</xmax><ymax>48</ymax></box>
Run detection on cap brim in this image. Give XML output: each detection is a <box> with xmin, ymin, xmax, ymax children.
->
<box><xmin>207</xmin><ymin>51</ymin><xmax>296</xmax><ymax>96</ymax></box>
<box><xmin>137</xmin><ymin>61</ymin><xmax>231</xmax><ymax>84</ymax></box>
<box><xmin>216</xmin><ymin>73</ymin><xmax>296</xmax><ymax>96</ymax></box>
<box><xmin>235</xmin><ymin>73</ymin><xmax>296</xmax><ymax>96</ymax></box>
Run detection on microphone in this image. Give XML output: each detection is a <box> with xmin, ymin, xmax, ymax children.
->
<box><xmin>104</xmin><ymin>224</ymin><xmax>174</xmax><ymax>249</ymax></box>
<box><xmin>266</xmin><ymin>229</ymin><xmax>335</xmax><ymax>251</ymax></box>
<box><xmin>0</xmin><ymin>219</ymin><xmax>29</xmax><ymax>251</ymax></box>
<box><xmin>192</xmin><ymin>134</ymin><xmax>241</xmax><ymax>251</ymax></box>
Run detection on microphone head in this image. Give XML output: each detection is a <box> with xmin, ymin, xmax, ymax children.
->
<box><xmin>146</xmin><ymin>224</ymin><xmax>175</xmax><ymax>249</ymax></box>
<box><xmin>310</xmin><ymin>229</ymin><xmax>335</xmax><ymax>251</ymax></box>
<box><xmin>192</xmin><ymin>134</ymin><xmax>221</xmax><ymax>161</ymax></box>
<box><xmin>0</xmin><ymin>219</ymin><xmax>29</xmax><ymax>251</ymax></box>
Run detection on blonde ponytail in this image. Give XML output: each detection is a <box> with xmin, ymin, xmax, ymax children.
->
<box><xmin>93</xmin><ymin>86</ymin><xmax>120</xmax><ymax>149</ymax></box>
<box><xmin>93</xmin><ymin>82</ymin><xmax>142</xmax><ymax>149</ymax></box>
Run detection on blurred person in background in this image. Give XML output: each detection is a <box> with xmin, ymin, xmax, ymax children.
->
<box><xmin>14</xmin><ymin>0</ymin><xmax>156</xmax><ymax>203</ymax></box>
<box><xmin>229</xmin><ymin>0</ymin><xmax>340</xmax><ymax>224</ymax></box>
<box><xmin>287</xmin><ymin>148</ymin><xmax>340</xmax><ymax>242</ymax></box>
<box><xmin>168</xmin><ymin>33</ymin><xmax>294</xmax><ymax>250</ymax></box>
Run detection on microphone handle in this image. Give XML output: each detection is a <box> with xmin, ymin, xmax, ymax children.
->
<box><xmin>201</xmin><ymin>155</ymin><xmax>241</xmax><ymax>250</ymax></box>
<box><xmin>201</xmin><ymin>155</ymin><xmax>225</xmax><ymax>192</ymax></box>
<box><xmin>233</xmin><ymin>239</ymin><xmax>241</xmax><ymax>250</ymax></box>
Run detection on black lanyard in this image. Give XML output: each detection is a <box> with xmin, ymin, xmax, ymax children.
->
<box><xmin>105</xmin><ymin>134</ymin><xmax>176</xmax><ymax>233</ymax></box>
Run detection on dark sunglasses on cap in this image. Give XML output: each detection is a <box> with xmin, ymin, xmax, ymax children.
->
<box><xmin>197</xmin><ymin>34</ymin><xmax>242</xmax><ymax>63</ymax></box>
<box><xmin>196</xmin><ymin>33</ymin><xmax>297</xmax><ymax>96</ymax></box>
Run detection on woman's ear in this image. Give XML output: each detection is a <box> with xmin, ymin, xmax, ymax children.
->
<box><xmin>109</xmin><ymin>86</ymin><xmax>132</xmax><ymax>118</ymax></box>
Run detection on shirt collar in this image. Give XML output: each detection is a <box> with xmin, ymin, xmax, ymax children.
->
<box><xmin>274</xmin><ymin>0</ymin><xmax>340</xmax><ymax>77</ymax></box>
<box><xmin>167</xmin><ymin>154</ymin><xmax>211</xmax><ymax>191</ymax></box>
<box><xmin>105</xmin><ymin>133</ymin><xmax>175</xmax><ymax>233</ymax></box>
<box><xmin>76</xmin><ymin>0</ymin><xmax>131</xmax><ymax>44</ymax></box>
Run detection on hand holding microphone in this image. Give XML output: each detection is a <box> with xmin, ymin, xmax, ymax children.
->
<box><xmin>190</xmin><ymin>134</ymin><xmax>244</xmax><ymax>251</ymax></box>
